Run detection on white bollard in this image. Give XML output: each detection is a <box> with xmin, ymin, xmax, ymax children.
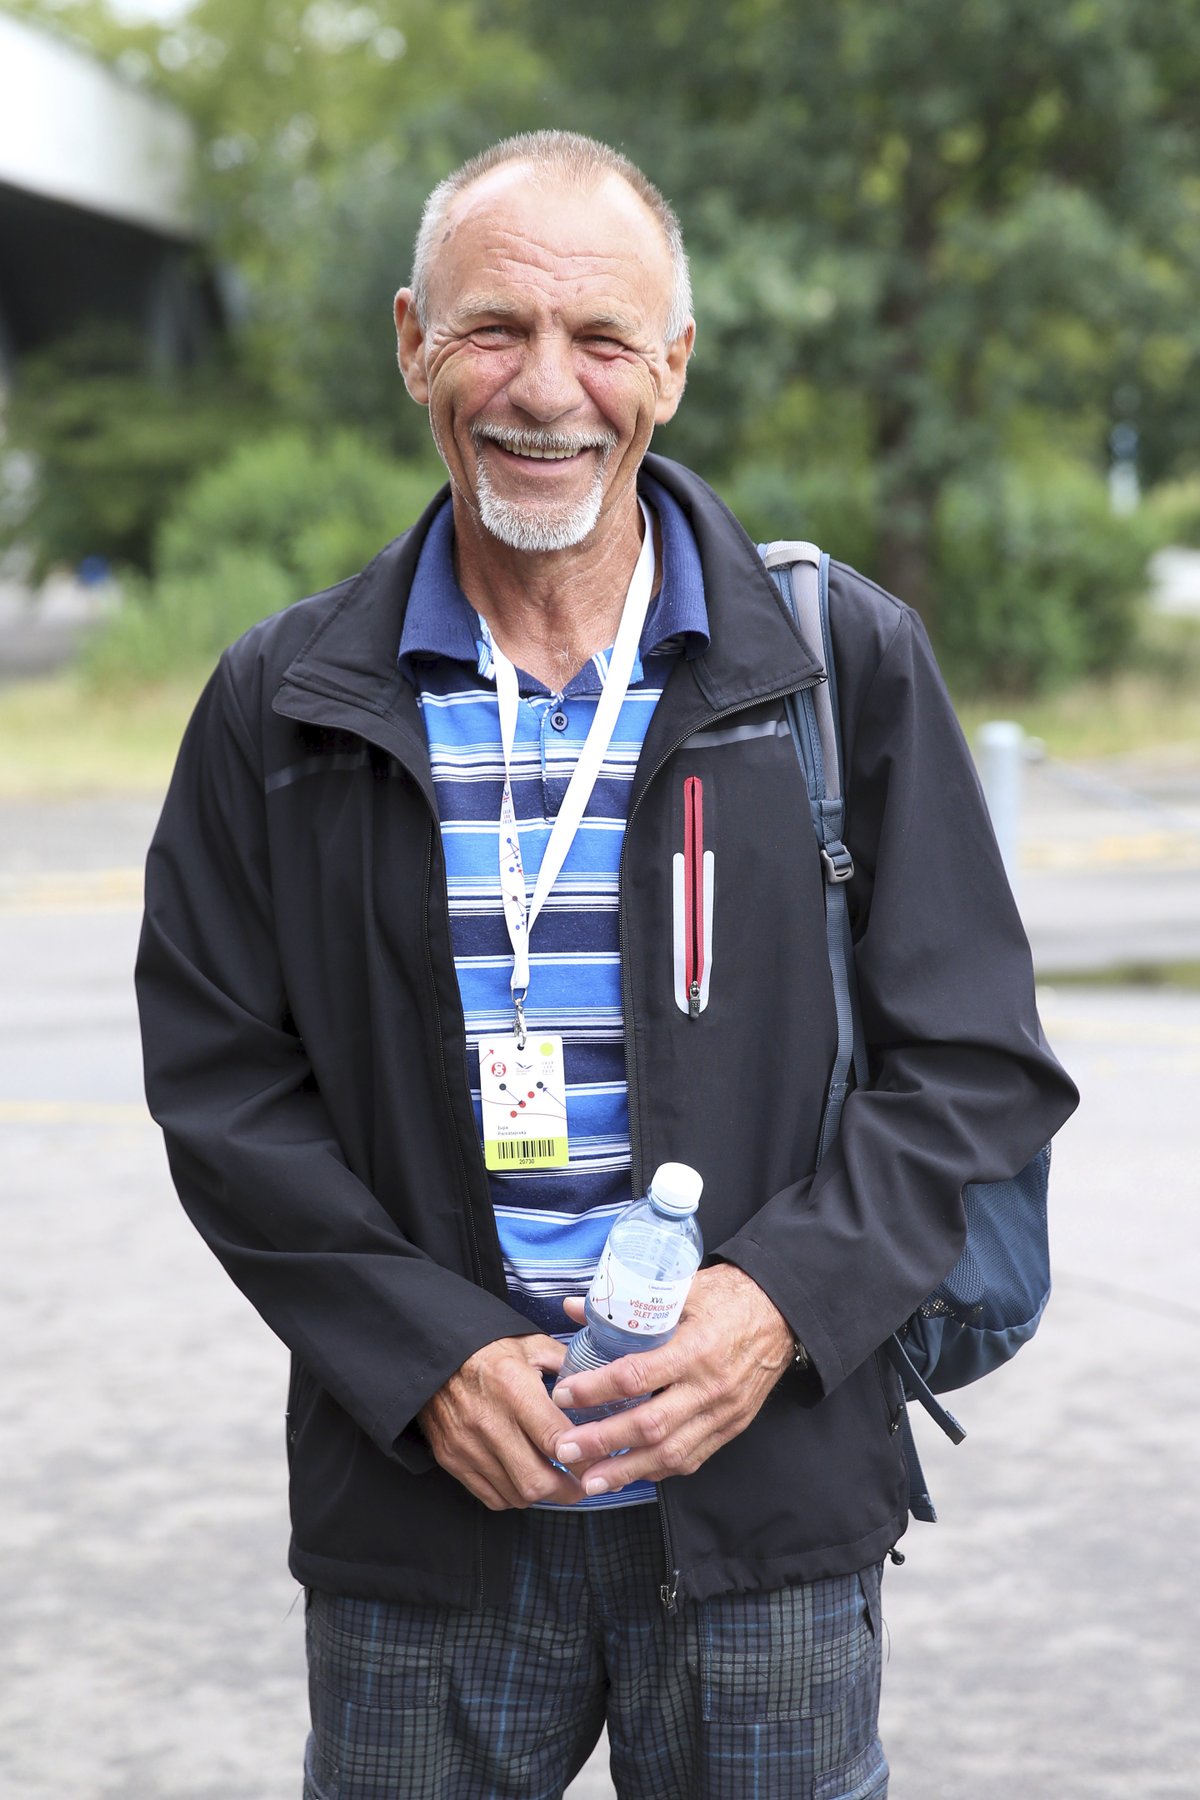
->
<box><xmin>977</xmin><ymin>720</ymin><xmax>1024</xmax><ymax>887</ymax></box>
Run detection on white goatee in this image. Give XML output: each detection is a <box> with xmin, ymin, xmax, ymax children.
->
<box><xmin>468</xmin><ymin>425</ymin><xmax>618</xmax><ymax>553</ymax></box>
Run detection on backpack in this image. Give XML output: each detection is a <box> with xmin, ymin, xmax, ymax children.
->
<box><xmin>759</xmin><ymin>540</ymin><xmax>1053</xmax><ymax>1523</ymax></box>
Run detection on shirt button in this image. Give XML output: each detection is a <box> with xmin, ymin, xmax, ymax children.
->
<box><xmin>550</xmin><ymin>709</ymin><xmax>569</xmax><ymax>732</ymax></box>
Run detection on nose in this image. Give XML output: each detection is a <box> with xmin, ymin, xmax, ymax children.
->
<box><xmin>504</xmin><ymin>329</ymin><xmax>584</xmax><ymax>424</ymax></box>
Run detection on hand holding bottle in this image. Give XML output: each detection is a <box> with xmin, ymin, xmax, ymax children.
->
<box><xmin>552</xmin><ymin>1263</ymin><xmax>796</xmax><ymax>1495</ymax></box>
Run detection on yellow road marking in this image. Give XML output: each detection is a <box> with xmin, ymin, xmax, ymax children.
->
<box><xmin>1023</xmin><ymin>833</ymin><xmax>1200</xmax><ymax>872</ymax></box>
<box><xmin>0</xmin><ymin>867</ymin><xmax>143</xmax><ymax>913</ymax></box>
<box><xmin>1</xmin><ymin>829</ymin><xmax>1198</xmax><ymax>905</ymax></box>
<box><xmin>0</xmin><ymin>1100</ymin><xmax>150</xmax><ymax>1125</ymax></box>
<box><xmin>1037</xmin><ymin>1012</ymin><xmax>1200</xmax><ymax>1048</ymax></box>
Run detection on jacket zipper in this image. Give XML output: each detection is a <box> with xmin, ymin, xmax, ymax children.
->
<box><xmin>658</xmin><ymin>1486</ymin><xmax>680</xmax><ymax>1613</ymax></box>
<box><xmin>619</xmin><ymin>675</ymin><xmax>823</xmax><ymax>1607</ymax></box>
<box><xmin>683</xmin><ymin>774</ymin><xmax>704</xmax><ymax>1018</ymax></box>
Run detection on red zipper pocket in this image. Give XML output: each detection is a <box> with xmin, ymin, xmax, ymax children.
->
<box><xmin>673</xmin><ymin>776</ymin><xmax>715</xmax><ymax>1017</ymax></box>
<box><xmin>684</xmin><ymin>775</ymin><xmax>704</xmax><ymax>1014</ymax></box>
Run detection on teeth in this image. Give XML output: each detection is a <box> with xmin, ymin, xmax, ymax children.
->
<box><xmin>508</xmin><ymin>446</ymin><xmax>580</xmax><ymax>460</ymax></box>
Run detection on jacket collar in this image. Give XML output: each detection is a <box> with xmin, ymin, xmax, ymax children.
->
<box><xmin>396</xmin><ymin>473</ymin><xmax>710</xmax><ymax>685</ymax></box>
<box><xmin>273</xmin><ymin>454</ymin><xmax>823</xmax><ymax>766</ymax></box>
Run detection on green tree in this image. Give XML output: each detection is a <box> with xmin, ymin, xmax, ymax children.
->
<box><xmin>0</xmin><ymin>328</ymin><xmax>262</xmax><ymax>575</ymax></box>
<box><xmin>490</xmin><ymin>0</ymin><xmax>1200</xmax><ymax>632</ymax></box>
<box><xmin>10</xmin><ymin>0</ymin><xmax>1200</xmax><ymax>686</ymax></box>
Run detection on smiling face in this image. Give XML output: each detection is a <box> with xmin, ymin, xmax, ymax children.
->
<box><xmin>395</xmin><ymin>164</ymin><xmax>694</xmax><ymax>557</ymax></box>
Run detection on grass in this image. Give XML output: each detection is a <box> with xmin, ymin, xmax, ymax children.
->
<box><xmin>1</xmin><ymin>618</ymin><xmax>1197</xmax><ymax>797</ymax></box>
<box><xmin>953</xmin><ymin>673</ymin><xmax>1200</xmax><ymax>764</ymax></box>
<box><xmin>951</xmin><ymin>613</ymin><xmax>1200</xmax><ymax>762</ymax></box>
<box><xmin>0</xmin><ymin>672</ymin><xmax>204</xmax><ymax>796</ymax></box>
<box><xmin>1038</xmin><ymin>960</ymin><xmax>1200</xmax><ymax>990</ymax></box>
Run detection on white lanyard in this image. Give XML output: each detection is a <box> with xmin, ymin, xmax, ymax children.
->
<box><xmin>493</xmin><ymin>500</ymin><xmax>655</xmax><ymax>1043</ymax></box>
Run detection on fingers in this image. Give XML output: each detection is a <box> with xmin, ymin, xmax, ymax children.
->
<box><xmin>555</xmin><ymin>1370</ymin><xmax>728</xmax><ymax>1471</ymax></box>
<box><xmin>419</xmin><ymin>1334</ymin><xmax>584</xmax><ymax>1511</ymax></box>
<box><xmin>551</xmin><ymin>1337</ymin><xmax>684</xmax><ymax>1415</ymax></box>
<box><xmin>560</xmin><ymin>1390</ymin><xmax>732</xmax><ymax>1495</ymax></box>
<box><xmin>442</xmin><ymin>1439</ymin><xmax>582</xmax><ymax>1512</ymax></box>
<box><xmin>549</xmin><ymin>1267</ymin><xmax>795</xmax><ymax>1492</ymax></box>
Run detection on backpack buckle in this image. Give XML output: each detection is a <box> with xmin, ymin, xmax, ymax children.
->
<box><xmin>820</xmin><ymin>841</ymin><xmax>854</xmax><ymax>884</ymax></box>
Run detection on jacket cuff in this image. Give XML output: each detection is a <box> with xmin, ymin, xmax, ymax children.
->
<box><xmin>711</xmin><ymin>1241</ymin><xmax>844</xmax><ymax>1397</ymax></box>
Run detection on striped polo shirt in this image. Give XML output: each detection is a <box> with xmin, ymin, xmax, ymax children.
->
<box><xmin>399</xmin><ymin>477</ymin><xmax>708</xmax><ymax>1508</ymax></box>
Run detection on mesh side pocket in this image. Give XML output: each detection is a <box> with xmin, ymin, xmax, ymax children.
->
<box><xmin>920</xmin><ymin>1144</ymin><xmax>1051</xmax><ymax>1331</ymax></box>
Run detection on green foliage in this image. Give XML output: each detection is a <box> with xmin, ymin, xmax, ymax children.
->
<box><xmin>934</xmin><ymin>460</ymin><xmax>1159</xmax><ymax>695</ymax></box>
<box><xmin>157</xmin><ymin>429</ymin><xmax>443</xmax><ymax>592</ymax></box>
<box><xmin>1143</xmin><ymin>476</ymin><xmax>1200</xmax><ymax>549</ymax></box>
<box><xmin>83</xmin><ymin>428</ymin><xmax>445</xmax><ymax>686</ymax></box>
<box><xmin>11</xmin><ymin>0</ymin><xmax>1200</xmax><ymax>694</ymax></box>
<box><xmin>491</xmin><ymin>0</ymin><xmax>1200</xmax><ymax>625</ymax></box>
<box><xmin>0</xmin><ymin>331</ymin><xmax>263</xmax><ymax>577</ymax></box>
<box><xmin>717</xmin><ymin>459</ymin><xmax>878</xmax><ymax>579</ymax></box>
<box><xmin>81</xmin><ymin>553</ymin><xmax>296</xmax><ymax>689</ymax></box>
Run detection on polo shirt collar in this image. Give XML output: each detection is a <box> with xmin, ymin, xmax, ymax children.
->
<box><xmin>398</xmin><ymin>472</ymin><xmax>709</xmax><ymax>687</ymax></box>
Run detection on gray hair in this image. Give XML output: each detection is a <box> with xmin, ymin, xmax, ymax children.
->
<box><xmin>409</xmin><ymin>130</ymin><xmax>693</xmax><ymax>344</ymax></box>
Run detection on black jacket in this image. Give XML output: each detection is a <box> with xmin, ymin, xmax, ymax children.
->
<box><xmin>136</xmin><ymin>455</ymin><xmax>1078</xmax><ymax>1608</ymax></box>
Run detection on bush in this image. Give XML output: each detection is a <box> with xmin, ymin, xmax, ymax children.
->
<box><xmin>82</xmin><ymin>553</ymin><xmax>297</xmax><ymax>690</ymax></box>
<box><xmin>933</xmin><ymin>460</ymin><xmax>1159</xmax><ymax>695</ymax></box>
<box><xmin>1142</xmin><ymin>475</ymin><xmax>1200</xmax><ymax>550</ymax></box>
<box><xmin>715</xmin><ymin>457</ymin><xmax>878</xmax><ymax>578</ymax></box>
<box><xmin>0</xmin><ymin>330</ymin><xmax>263</xmax><ymax>577</ymax></box>
<box><xmin>157</xmin><ymin>430</ymin><xmax>444</xmax><ymax>594</ymax></box>
<box><xmin>83</xmin><ymin>428</ymin><xmax>446</xmax><ymax>687</ymax></box>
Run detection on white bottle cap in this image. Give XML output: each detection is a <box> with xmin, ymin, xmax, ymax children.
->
<box><xmin>648</xmin><ymin>1162</ymin><xmax>703</xmax><ymax>1217</ymax></box>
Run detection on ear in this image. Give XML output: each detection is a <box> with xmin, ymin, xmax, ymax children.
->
<box><xmin>394</xmin><ymin>289</ymin><xmax>430</xmax><ymax>406</ymax></box>
<box><xmin>654</xmin><ymin>320</ymin><xmax>696</xmax><ymax>425</ymax></box>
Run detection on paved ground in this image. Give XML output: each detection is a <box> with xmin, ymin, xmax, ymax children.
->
<box><xmin>0</xmin><ymin>577</ymin><xmax>111</xmax><ymax>685</ymax></box>
<box><xmin>1</xmin><ymin>779</ymin><xmax>1198</xmax><ymax>1799</ymax></box>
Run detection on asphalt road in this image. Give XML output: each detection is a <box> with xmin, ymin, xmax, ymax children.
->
<box><xmin>2</xmin><ymin>790</ymin><xmax>1199</xmax><ymax>1799</ymax></box>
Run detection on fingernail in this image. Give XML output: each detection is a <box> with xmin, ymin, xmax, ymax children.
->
<box><xmin>557</xmin><ymin>1441</ymin><xmax>582</xmax><ymax>1463</ymax></box>
<box><xmin>584</xmin><ymin>1476</ymin><xmax>609</xmax><ymax>1496</ymax></box>
<box><xmin>551</xmin><ymin>1384</ymin><xmax>574</xmax><ymax>1406</ymax></box>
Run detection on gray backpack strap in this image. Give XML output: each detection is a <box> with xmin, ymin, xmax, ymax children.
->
<box><xmin>761</xmin><ymin>543</ymin><xmax>842</xmax><ymax>810</ymax></box>
<box><xmin>760</xmin><ymin>542</ymin><xmax>866</xmax><ymax>1159</ymax></box>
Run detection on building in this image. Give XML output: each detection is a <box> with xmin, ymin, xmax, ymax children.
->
<box><xmin>0</xmin><ymin>9</ymin><xmax>222</xmax><ymax>384</ymax></box>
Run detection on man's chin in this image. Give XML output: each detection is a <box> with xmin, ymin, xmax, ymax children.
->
<box><xmin>475</xmin><ymin>482</ymin><xmax>605</xmax><ymax>554</ymax></box>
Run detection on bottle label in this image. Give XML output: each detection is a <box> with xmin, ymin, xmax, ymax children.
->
<box><xmin>587</xmin><ymin>1240</ymin><xmax>693</xmax><ymax>1337</ymax></box>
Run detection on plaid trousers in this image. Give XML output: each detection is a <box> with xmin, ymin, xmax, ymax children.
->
<box><xmin>304</xmin><ymin>1504</ymin><xmax>887</xmax><ymax>1800</ymax></box>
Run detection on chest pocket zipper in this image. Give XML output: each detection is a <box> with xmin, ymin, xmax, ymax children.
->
<box><xmin>673</xmin><ymin>775</ymin><xmax>715</xmax><ymax>1016</ymax></box>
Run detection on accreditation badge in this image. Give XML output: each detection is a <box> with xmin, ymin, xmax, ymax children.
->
<box><xmin>479</xmin><ymin>1034</ymin><xmax>569</xmax><ymax>1170</ymax></box>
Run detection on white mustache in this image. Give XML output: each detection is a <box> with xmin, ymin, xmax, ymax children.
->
<box><xmin>471</xmin><ymin>425</ymin><xmax>618</xmax><ymax>457</ymax></box>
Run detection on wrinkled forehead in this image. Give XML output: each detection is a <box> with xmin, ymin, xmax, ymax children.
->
<box><xmin>427</xmin><ymin>163</ymin><xmax>676</xmax><ymax>326</ymax></box>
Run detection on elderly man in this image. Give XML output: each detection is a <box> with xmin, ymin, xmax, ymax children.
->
<box><xmin>137</xmin><ymin>131</ymin><xmax>1076</xmax><ymax>1799</ymax></box>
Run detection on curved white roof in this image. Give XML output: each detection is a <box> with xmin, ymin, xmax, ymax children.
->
<box><xmin>0</xmin><ymin>12</ymin><xmax>196</xmax><ymax>239</ymax></box>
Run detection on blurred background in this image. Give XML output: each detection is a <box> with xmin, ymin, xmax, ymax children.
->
<box><xmin>1</xmin><ymin>3</ymin><xmax>1198</xmax><ymax>1797</ymax></box>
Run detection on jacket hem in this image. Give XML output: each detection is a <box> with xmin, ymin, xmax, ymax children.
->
<box><xmin>289</xmin><ymin>1540</ymin><xmax>485</xmax><ymax>1609</ymax></box>
<box><xmin>672</xmin><ymin>1513</ymin><xmax>908</xmax><ymax>1605</ymax></box>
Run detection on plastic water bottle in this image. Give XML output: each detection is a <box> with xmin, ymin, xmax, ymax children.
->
<box><xmin>558</xmin><ymin>1162</ymin><xmax>704</xmax><ymax>1424</ymax></box>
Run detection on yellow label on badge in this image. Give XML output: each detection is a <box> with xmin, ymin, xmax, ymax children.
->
<box><xmin>479</xmin><ymin>1034</ymin><xmax>569</xmax><ymax>1170</ymax></box>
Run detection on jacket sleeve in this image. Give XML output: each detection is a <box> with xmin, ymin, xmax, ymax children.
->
<box><xmin>135</xmin><ymin>655</ymin><xmax>540</xmax><ymax>1471</ymax></box>
<box><xmin>714</xmin><ymin>597</ymin><xmax>1079</xmax><ymax>1393</ymax></box>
